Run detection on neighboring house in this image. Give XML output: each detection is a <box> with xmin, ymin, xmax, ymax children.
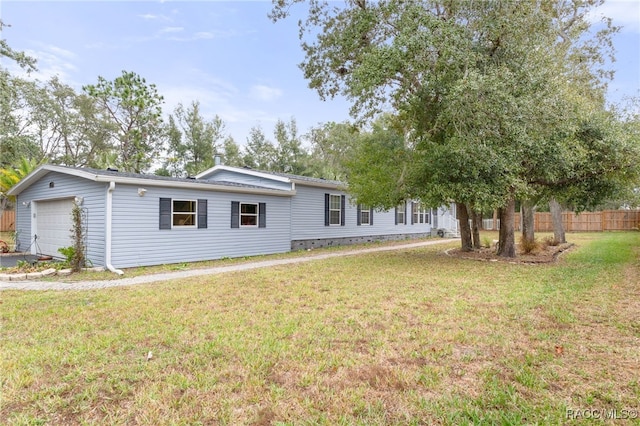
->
<box><xmin>7</xmin><ymin>164</ymin><xmax>458</xmax><ymax>271</ymax></box>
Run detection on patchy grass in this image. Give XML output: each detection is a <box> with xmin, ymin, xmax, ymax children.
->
<box><xmin>1</xmin><ymin>232</ymin><xmax>639</xmax><ymax>424</ymax></box>
<box><xmin>38</xmin><ymin>236</ymin><xmax>447</xmax><ymax>282</ymax></box>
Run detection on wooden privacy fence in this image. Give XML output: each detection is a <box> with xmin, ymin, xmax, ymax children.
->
<box><xmin>0</xmin><ymin>210</ymin><xmax>16</xmax><ymax>232</ymax></box>
<box><xmin>484</xmin><ymin>210</ymin><xmax>640</xmax><ymax>232</ymax></box>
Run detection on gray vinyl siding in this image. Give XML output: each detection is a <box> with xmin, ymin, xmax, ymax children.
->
<box><xmin>11</xmin><ymin>166</ymin><xmax>454</xmax><ymax>271</ymax></box>
<box><xmin>290</xmin><ymin>185</ymin><xmax>432</xmax><ymax>240</ymax></box>
<box><xmin>201</xmin><ymin>170</ymin><xmax>291</xmax><ymax>191</ymax></box>
<box><xmin>13</xmin><ymin>171</ymin><xmax>107</xmax><ymax>266</ymax></box>
<box><xmin>109</xmin><ymin>184</ymin><xmax>291</xmax><ymax>268</ymax></box>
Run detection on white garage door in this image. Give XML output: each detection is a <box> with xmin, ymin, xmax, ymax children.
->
<box><xmin>35</xmin><ymin>198</ymin><xmax>74</xmax><ymax>257</ymax></box>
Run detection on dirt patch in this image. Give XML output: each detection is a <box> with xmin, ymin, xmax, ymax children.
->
<box><xmin>445</xmin><ymin>242</ymin><xmax>574</xmax><ymax>264</ymax></box>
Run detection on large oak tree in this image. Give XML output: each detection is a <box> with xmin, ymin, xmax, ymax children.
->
<box><xmin>271</xmin><ymin>0</ymin><xmax>625</xmax><ymax>257</ymax></box>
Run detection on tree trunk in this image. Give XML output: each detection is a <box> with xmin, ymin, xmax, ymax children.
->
<box><xmin>457</xmin><ymin>202</ymin><xmax>473</xmax><ymax>252</ymax></box>
<box><xmin>521</xmin><ymin>200</ymin><xmax>536</xmax><ymax>245</ymax></box>
<box><xmin>469</xmin><ymin>206</ymin><xmax>481</xmax><ymax>249</ymax></box>
<box><xmin>497</xmin><ymin>198</ymin><xmax>516</xmax><ymax>257</ymax></box>
<box><xmin>549</xmin><ymin>198</ymin><xmax>566</xmax><ymax>244</ymax></box>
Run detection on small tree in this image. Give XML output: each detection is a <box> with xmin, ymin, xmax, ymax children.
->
<box><xmin>69</xmin><ymin>202</ymin><xmax>86</xmax><ymax>272</ymax></box>
<box><xmin>84</xmin><ymin>70</ymin><xmax>165</xmax><ymax>173</ymax></box>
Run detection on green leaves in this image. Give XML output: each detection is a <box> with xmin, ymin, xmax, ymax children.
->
<box><xmin>275</xmin><ymin>0</ymin><xmax>631</xmax><ymax>210</ymax></box>
<box><xmin>273</xmin><ymin>0</ymin><xmax>634</xmax><ymax>255</ymax></box>
<box><xmin>163</xmin><ymin>101</ymin><xmax>226</xmax><ymax>177</ymax></box>
<box><xmin>0</xmin><ymin>20</ymin><xmax>37</xmax><ymax>71</ymax></box>
<box><xmin>83</xmin><ymin>70</ymin><xmax>165</xmax><ymax>173</ymax></box>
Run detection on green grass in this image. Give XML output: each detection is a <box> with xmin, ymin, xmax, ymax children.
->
<box><xmin>1</xmin><ymin>232</ymin><xmax>639</xmax><ymax>425</ymax></box>
<box><xmin>29</xmin><ymin>236</ymin><xmax>439</xmax><ymax>282</ymax></box>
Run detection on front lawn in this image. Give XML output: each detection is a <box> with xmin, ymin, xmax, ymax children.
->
<box><xmin>1</xmin><ymin>232</ymin><xmax>639</xmax><ymax>425</ymax></box>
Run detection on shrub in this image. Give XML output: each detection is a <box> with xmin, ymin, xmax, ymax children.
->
<box><xmin>58</xmin><ymin>246</ymin><xmax>76</xmax><ymax>268</ymax></box>
<box><xmin>541</xmin><ymin>236</ymin><xmax>560</xmax><ymax>247</ymax></box>
<box><xmin>482</xmin><ymin>236</ymin><xmax>492</xmax><ymax>248</ymax></box>
<box><xmin>519</xmin><ymin>235</ymin><xmax>540</xmax><ymax>254</ymax></box>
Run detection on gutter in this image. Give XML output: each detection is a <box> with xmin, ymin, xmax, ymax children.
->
<box><xmin>105</xmin><ymin>182</ymin><xmax>124</xmax><ymax>275</ymax></box>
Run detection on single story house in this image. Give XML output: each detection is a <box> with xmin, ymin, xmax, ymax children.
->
<box><xmin>8</xmin><ymin>164</ymin><xmax>458</xmax><ymax>273</ymax></box>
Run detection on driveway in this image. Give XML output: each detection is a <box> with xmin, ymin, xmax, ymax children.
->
<box><xmin>0</xmin><ymin>239</ymin><xmax>457</xmax><ymax>291</ymax></box>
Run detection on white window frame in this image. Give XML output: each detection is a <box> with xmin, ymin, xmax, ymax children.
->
<box><xmin>329</xmin><ymin>194</ymin><xmax>341</xmax><ymax>225</ymax></box>
<box><xmin>240</xmin><ymin>202</ymin><xmax>259</xmax><ymax>227</ymax></box>
<box><xmin>412</xmin><ymin>203</ymin><xmax>430</xmax><ymax>224</ymax></box>
<box><xmin>172</xmin><ymin>199</ymin><xmax>197</xmax><ymax>227</ymax></box>
<box><xmin>360</xmin><ymin>204</ymin><xmax>370</xmax><ymax>225</ymax></box>
<box><xmin>397</xmin><ymin>201</ymin><xmax>406</xmax><ymax>224</ymax></box>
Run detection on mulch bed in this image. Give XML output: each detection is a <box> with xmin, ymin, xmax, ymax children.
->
<box><xmin>445</xmin><ymin>242</ymin><xmax>575</xmax><ymax>264</ymax></box>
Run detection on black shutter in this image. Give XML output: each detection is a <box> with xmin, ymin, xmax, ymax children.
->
<box><xmin>357</xmin><ymin>204</ymin><xmax>361</xmax><ymax>226</ymax></box>
<box><xmin>340</xmin><ymin>195</ymin><xmax>346</xmax><ymax>226</ymax></box>
<box><xmin>159</xmin><ymin>198</ymin><xmax>171</xmax><ymax>229</ymax></box>
<box><xmin>370</xmin><ymin>207</ymin><xmax>374</xmax><ymax>226</ymax></box>
<box><xmin>404</xmin><ymin>202</ymin><xmax>407</xmax><ymax>224</ymax></box>
<box><xmin>324</xmin><ymin>193</ymin><xmax>330</xmax><ymax>226</ymax></box>
<box><xmin>411</xmin><ymin>202</ymin><xmax>415</xmax><ymax>224</ymax></box>
<box><xmin>395</xmin><ymin>207</ymin><xmax>398</xmax><ymax>225</ymax></box>
<box><xmin>231</xmin><ymin>201</ymin><xmax>239</xmax><ymax>228</ymax></box>
<box><xmin>197</xmin><ymin>199</ymin><xmax>207</xmax><ymax>229</ymax></box>
<box><xmin>258</xmin><ymin>203</ymin><xmax>266</xmax><ymax>228</ymax></box>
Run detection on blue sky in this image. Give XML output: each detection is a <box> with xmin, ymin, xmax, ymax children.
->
<box><xmin>1</xmin><ymin>1</ymin><xmax>639</xmax><ymax>146</ymax></box>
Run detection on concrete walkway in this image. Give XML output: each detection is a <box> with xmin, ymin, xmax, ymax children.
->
<box><xmin>0</xmin><ymin>239</ymin><xmax>456</xmax><ymax>291</ymax></box>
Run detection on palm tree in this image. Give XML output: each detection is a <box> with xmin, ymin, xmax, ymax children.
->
<box><xmin>0</xmin><ymin>157</ymin><xmax>43</xmax><ymax>211</ymax></box>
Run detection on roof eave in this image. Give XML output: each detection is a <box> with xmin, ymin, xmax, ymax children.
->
<box><xmin>95</xmin><ymin>175</ymin><xmax>295</xmax><ymax>196</ymax></box>
<box><xmin>7</xmin><ymin>165</ymin><xmax>94</xmax><ymax>196</ymax></box>
<box><xmin>8</xmin><ymin>165</ymin><xmax>295</xmax><ymax>197</ymax></box>
<box><xmin>291</xmin><ymin>179</ymin><xmax>347</xmax><ymax>190</ymax></box>
<box><xmin>196</xmin><ymin>165</ymin><xmax>292</xmax><ymax>184</ymax></box>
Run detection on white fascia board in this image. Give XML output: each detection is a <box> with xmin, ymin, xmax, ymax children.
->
<box><xmin>93</xmin><ymin>175</ymin><xmax>295</xmax><ymax>196</ymax></box>
<box><xmin>291</xmin><ymin>179</ymin><xmax>348</xmax><ymax>190</ymax></box>
<box><xmin>194</xmin><ymin>165</ymin><xmax>220</xmax><ymax>179</ymax></box>
<box><xmin>8</xmin><ymin>164</ymin><xmax>294</xmax><ymax>197</ymax></box>
<box><xmin>6</xmin><ymin>165</ymin><xmax>81</xmax><ymax>196</ymax></box>
<box><xmin>196</xmin><ymin>165</ymin><xmax>292</xmax><ymax>184</ymax></box>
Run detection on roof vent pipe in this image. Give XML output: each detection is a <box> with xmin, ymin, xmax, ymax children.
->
<box><xmin>214</xmin><ymin>154</ymin><xmax>221</xmax><ymax>166</ymax></box>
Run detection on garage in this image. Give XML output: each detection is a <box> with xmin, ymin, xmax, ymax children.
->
<box><xmin>34</xmin><ymin>198</ymin><xmax>74</xmax><ymax>258</ymax></box>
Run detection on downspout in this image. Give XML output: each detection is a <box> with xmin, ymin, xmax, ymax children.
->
<box><xmin>105</xmin><ymin>181</ymin><xmax>124</xmax><ymax>275</ymax></box>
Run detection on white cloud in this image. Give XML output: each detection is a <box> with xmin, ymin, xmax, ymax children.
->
<box><xmin>160</xmin><ymin>26</ymin><xmax>184</xmax><ymax>34</ymax></box>
<box><xmin>164</xmin><ymin>29</ymin><xmax>238</xmax><ymax>42</ymax></box>
<box><xmin>156</xmin><ymin>69</ymin><xmax>287</xmax><ymax>144</ymax></box>
<box><xmin>249</xmin><ymin>84</ymin><xmax>283</xmax><ymax>102</ymax></box>
<box><xmin>11</xmin><ymin>44</ymin><xmax>79</xmax><ymax>84</ymax></box>
<box><xmin>588</xmin><ymin>0</ymin><xmax>640</xmax><ymax>32</ymax></box>
<box><xmin>84</xmin><ymin>41</ymin><xmax>122</xmax><ymax>50</ymax></box>
<box><xmin>138</xmin><ymin>13</ymin><xmax>171</xmax><ymax>21</ymax></box>
<box><xmin>47</xmin><ymin>45</ymin><xmax>77</xmax><ymax>59</ymax></box>
<box><xmin>193</xmin><ymin>32</ymin><xmax>215</xmax><ymax>40</ymax></box>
